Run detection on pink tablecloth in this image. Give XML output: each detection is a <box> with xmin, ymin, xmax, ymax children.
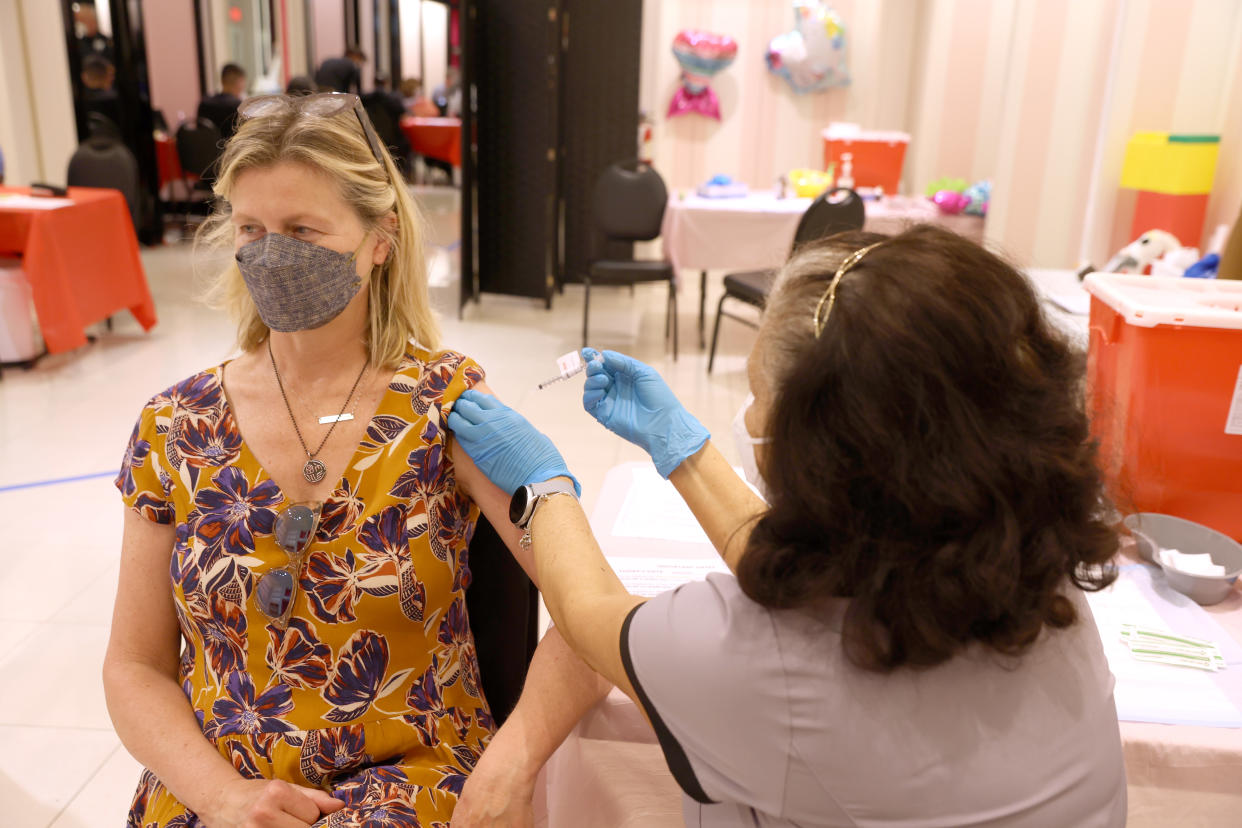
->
<box><xmin>542</xmin><ymin>463</ymin><xmax>1242</xmax><ymax>828</ymax></box>
<box><xmin>660</xmin><ymin>191</ymin><xmax>987</xmax><ymax>273</ymax></box>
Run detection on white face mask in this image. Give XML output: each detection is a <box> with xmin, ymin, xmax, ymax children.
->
<box><xmin>732</xmin><ymin>393</ymin><xmax>771</xmax><ymax>501</ymax></box>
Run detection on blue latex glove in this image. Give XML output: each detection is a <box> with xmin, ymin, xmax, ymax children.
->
<box><xmin>446</xmin><ymin>390</ymin><xmax>581</xmax><ymax>496</ymax></box>
<box><xmin>1184</xmin><ymin>252</ymin><xmax>1220</xmax><ymax>279</ymax></box>
<box><xmin>581</xmin><ymin>348</ymin><xmax>709</xmax><ymax>478</ymax></box>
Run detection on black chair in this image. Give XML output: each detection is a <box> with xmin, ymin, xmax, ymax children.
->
<box><xmin>584</xmin><ymin>161</ymin><xmax>678</xmax><ymax>359</ymax></box>
<box><xmin>175</xmin><ymin>119</ymin><xmax>223</xmax><ymax>226</ymax></box>
<box><xmin>708</xmin><ymin>187</ymin><xmax>866</xmax><ymax>372</ymax></box>
<box><xmin>361</xmin><ymin>92</ymin><xmax>410</xmax><ymax>166</ymax></box>
<box><xmin>67</xmin><ymin>131</ymin><xmax>141</xmax><ymax>229</ymax></box>
<box><xmin>463</xmin><ymin>514</ymin><xmax>538</xmax><ymax>726</ymax></box>
<box><xmin>197</xmin><ymin>94</ymin><xmax>241</xmax><ymax>142</ymax></box>
<box><xmin>75</xmin><ymin>91</ymin><xmax>122</xmax><ymax>143</ymax></box>
<box><xmin>67</xmin><ymin>130</ymin><xmax>142</xmax><ymax>332</ymax></box>
<box><xmin>84</xmin><ymin>111</ymin><xmax>123</xmax><ymax>143</ymax></box>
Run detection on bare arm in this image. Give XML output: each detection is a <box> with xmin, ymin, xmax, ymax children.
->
<box><xmin>527</xmin><ymin>489</ymin><xmax>645</xmax><ymax>703</ymax></box>
<box><xmin>103</xmin><ymin>509</ymin><xmax>243</xmax><ymax>811</ymax></box>
<box><xmin>447</xmin><ymin>383</ymin><xmax>611</xmax><ymax>821</ymax></box>
<box><xmin>104</xmin><ymin>510</ymin><xmax>341</xmax><ymax>826</ymax></box>
<box><xmin>666</xmin><ymin>441</ymin><xmax>767</xmax><ymax>572</ymax></box>
<box><xmin>514</xmin><ymin>445</ymin><xmax>765</xmax><ymax>704</ymax></box>
<box><xmin>451</xmin><ymin>625</ymin><xmax>612</xmax><ymax>827</ymax></box>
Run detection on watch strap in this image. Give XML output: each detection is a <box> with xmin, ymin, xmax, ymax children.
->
<box><xmin>515</xmin><ymin>478</ymin><xmax>578</xmax><ymax>534</ymax></box>
<box><xmin>528</xmin><ymin>477</ymin><xmax>577</xmax><ymax>499</ymax></box>
<box><xmin>519</xmin><ymin>489</ymin><xmax>577</xmax><ymax>549</ymax></box>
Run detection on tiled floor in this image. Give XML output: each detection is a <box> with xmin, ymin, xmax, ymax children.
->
<box><xmin>0</xmin><ymin>186</ymin><xmax>756</xmax><ymax>826</ymax></box>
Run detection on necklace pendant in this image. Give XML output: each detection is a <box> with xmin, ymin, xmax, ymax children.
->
<box><xmin>303</xmin><ymin>458</ymin><xmax>327</xmax><ymax>484</ymax></box>
<box><xmin>318</xmin><ymin>413</ymin><xmax>354</xmax><ymax>424</ymax></box>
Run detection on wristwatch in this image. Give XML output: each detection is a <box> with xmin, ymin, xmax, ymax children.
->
<box><xmin>509</xmin><ymin>478</ymin><xmax>578</xmax><ymax>548</ymax></box>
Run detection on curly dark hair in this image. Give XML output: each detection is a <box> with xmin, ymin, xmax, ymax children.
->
<box><xmin>737</xmin><ymin>225</ymin><xmax>1118</xmax><ymax>672</ymax></box>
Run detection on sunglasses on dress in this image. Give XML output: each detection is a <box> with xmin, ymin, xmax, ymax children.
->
<box><xmin>255</xmin><ymin>502</ymin><xmax>322</xmax><ymax>628</ymax></box>
<box><xmin>236</xmin><ymin>92</ymin><xmax>390</xmax><ymax>174</ymax></box>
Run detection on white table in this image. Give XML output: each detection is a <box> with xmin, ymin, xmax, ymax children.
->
<box><xmin>660</xmin><ymin>191</ymin><xmax>988</xmax><ymax>347</ymax></box>
<box><xmin>542</xmin><ymin>462</ymin><xmax>1242</xmax><ymax>828</ymax></box>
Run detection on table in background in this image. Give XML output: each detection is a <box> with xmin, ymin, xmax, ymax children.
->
<box><xmin>399</xmin><ymin>116</ymin><xmax>462</xmax><ymax>167</ymax></box>
<box><xmin>0</xmin><ymin>187</ymin><xmax>157</xmax><ymax>354</ymax></box>
<box><xmin>542</xmin><ymin>462</ymin><xmax>1242</xmax><ymax>828</ymax></box>
<box><xmin>660</xmin><ymin>191</ymin><xmax>987</xmax><ymax>347</ymax></box>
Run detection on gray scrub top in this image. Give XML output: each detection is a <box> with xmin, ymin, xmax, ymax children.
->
<box><xmin>621</xmin><ymin>572</ymin><xmax>1127</xmax><ymax>827</ymax></box>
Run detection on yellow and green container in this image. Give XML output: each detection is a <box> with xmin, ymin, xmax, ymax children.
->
<box><xmin>1120</xmin><ymin>132</ymin><xmax>1219</xmax><ymax>248</ymax></box>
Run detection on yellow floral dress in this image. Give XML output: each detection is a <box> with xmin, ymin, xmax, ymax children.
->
<box><xmin>116</xmin><ymin>346</ymin><xmax>494</xmax><ymax>827</ymax></box>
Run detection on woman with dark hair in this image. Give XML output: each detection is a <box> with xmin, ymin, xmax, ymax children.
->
<box><xmin>447</xmin><ymin>225</ymin><xmax>1127</xmax><ymax>826</ymax></box>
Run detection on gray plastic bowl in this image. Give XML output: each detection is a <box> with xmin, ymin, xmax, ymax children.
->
<box><xmin>1124</xmin><ymin>513</ymin><xmax>1242</xmax><ymax>605</ymax></box>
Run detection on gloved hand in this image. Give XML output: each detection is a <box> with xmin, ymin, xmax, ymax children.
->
<box><xmin>581</xmin><ymin>348</ymin><xmax>709</xmax><ymax>478</ymax></box>
<box><xmin>446</xmin><ymin>390</ymin><xmax>581</xmax><ymax>496</ymax></box>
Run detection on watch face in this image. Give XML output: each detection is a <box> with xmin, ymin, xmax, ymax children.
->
<box><xmin>508</xmin><ymin>486</ymin><xmax>530</xmax><ymax>526</ymax></box>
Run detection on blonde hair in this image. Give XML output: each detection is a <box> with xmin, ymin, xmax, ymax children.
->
<box><xmin>197</xmin><ymin>99</ymin><xmax>440</xmax><ymax>367</ymax></box>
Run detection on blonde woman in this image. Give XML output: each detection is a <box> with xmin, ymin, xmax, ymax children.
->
<box><xmin>105</xmin><ymin>94</ymin><xmax>604</xmax><ymax>827</ymax></box>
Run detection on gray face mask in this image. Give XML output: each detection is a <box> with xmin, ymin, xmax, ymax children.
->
<box><xmin>236</xmin><ymin>232</ymin><xmax>367</xmax><ymax>332</ymax></box>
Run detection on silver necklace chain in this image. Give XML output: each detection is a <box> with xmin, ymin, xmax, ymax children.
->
<box><xmin>267</xmin><ymin>338</ymin><xmax>369</xmax><ymax>483</ymax></box>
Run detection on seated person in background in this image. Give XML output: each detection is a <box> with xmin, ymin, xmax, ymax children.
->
<box><xmin>362</xmin><ymin>75</ymin><xmax>409</xmax><ymax>163</ymax></box>
<box><xmin>75</xmin><ymin>1</ymin><xmax>113</xmax><ymax>61</ymax></box>
<box><xmin>400</xmin><ymin>78</ymin><xmax>439</xmax><ymax>117</ymax></box>
<box><xmin>285</xmin><ymin>75</ymin><xmax>315</xmax><ymax>97</ymax></box>
<box><xmin>315</xmin><ymin>46</ymin><xmax>365</xmax><ymax>95</ymax></box>
<box><xmin>431</xmin><ymin>67</ymin><xmax>462</xmax><ymax>117</ymax></box>
<box><xmin>76</xmin><ymin>54</ymin><xmax>120</xmax><ymax>140</ymax></box>
<box><xmin>361</xmin><ymin>75</ymin><xmax>411</xmax><ymax>170</ymax></box>
<box><xmin>198</xmin><ymin>63</ymin><xmax>247</xmax><ymax>141</ymax></box>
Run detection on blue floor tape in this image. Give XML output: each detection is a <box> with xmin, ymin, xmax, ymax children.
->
<box><xmin>0</xmin><ymin>470</ymin><xmax>117</xmax><ymax>494</ymax></box>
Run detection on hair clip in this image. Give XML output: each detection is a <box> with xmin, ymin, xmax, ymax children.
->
<box><xmin>812</xmin><ymin>242</ymin><xmax>884</xmax><ymax>337</ymax></box>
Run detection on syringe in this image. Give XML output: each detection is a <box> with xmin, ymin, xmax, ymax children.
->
<box><xmin>537</xmin><ymin>350</ymin><xmax>587</xmax><ymax>390</ymax></box>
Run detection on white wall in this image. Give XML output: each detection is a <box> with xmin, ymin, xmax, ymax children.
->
<box><xmin>284</xmin><ymin>0</ymin><xmax>310</xmax><ymax>79</ymax></box>
<box><xmin>637</xmin><ymin>0</ymin><xmax>1242</xmax><ymax>267</ymax></box>
<box><xmin>0</xmin><ymin>0</ymin><xmax>76</xmax><ymax>186</ymax></box>
<box><xmin>143</xmin><ymin>0</ymin><xmax>200</xmax><ymax>126</ymax></box>
<box><xmin>399</xmin><ymin>0</ymin><xmax>422</xmax><ymax>81</ymax></box>
<box><xmin>638</xmin><ymin>0</ymin><xmax>872</xmax><ymax>195</ymax></box>
<box><xmin>1204</xmin><ymin>16</ymin><xmax>1242</xmax><ymax>248</ymax></box>
<box><xmin>358</xmin><ymin>0</ymin><xmax>373</xmax><ymax>89</ymax></box>
<box><xmin>420</xmin><ymin>1</ymin><xmax>447</xmax><ymax>96</ymax></box>
<box><xmin>309</xmin><ymin>0</ymin><xmax>345</xmax><ymax>72</ymax></box>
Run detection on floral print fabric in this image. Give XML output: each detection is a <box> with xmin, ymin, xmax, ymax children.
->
<box><xmin>116</xmin><ymin>347</ymin><xmax>493</xmax><ymax>827</ymax></box>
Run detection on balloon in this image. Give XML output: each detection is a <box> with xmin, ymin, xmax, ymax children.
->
<box><xmin>932</xmin><ymin>190</ymin><xmax>970</xmax><ymax>215</ymax></box>
<box><xmin>963</xmin><ymin>180</ymin><xmax>991</xmax><ymax>217</ymax></box>
<box><xmin>668</xmin><ymin>30</ymin><xmax>738</xmax><ymax>120</ymax></box>
<box><xmin>923</xmin><ymin>177</ymin><xmax>968</xmax><ymax>198</ymax></box>
<box><xmin>765</xmin><ymin>1</ymin><xmax>849</xmax><ymax>94</ymax></box>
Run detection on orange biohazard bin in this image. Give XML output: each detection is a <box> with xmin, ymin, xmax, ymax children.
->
<box><xmin>1084</xmin><ymin>273</ymin><xmax>1242</xmax><ymax>541</ymax></box>
<box><xmin>822</xmin><ymin>123</ymin><xmax>910</xmax><ymax>194</ymax></box>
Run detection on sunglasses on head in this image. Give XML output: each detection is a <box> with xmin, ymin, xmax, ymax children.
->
<box><xmin>255</xmin><ymin>502</ymin><xmax>322</xmax><ymax>628</ymax></box>
<box><xmin>237</xmin><ymin>92</ymin><xmax>390</xmax><ymax>173</ymax></box>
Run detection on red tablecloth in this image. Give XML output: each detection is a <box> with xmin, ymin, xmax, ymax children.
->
<box><xmin>0</xmin><ymin>187</ymin><xmax>157</xmax><ymax>354</ymax></box>
<box><xmin>154</xmin><ymin>134</ymin><xmax>185</xmax><ymax>190</ymax></box>
<box><xmin>399</xmin><ymin>116</ymin><xmax>462</xmax><ymax>166</ymax></box>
